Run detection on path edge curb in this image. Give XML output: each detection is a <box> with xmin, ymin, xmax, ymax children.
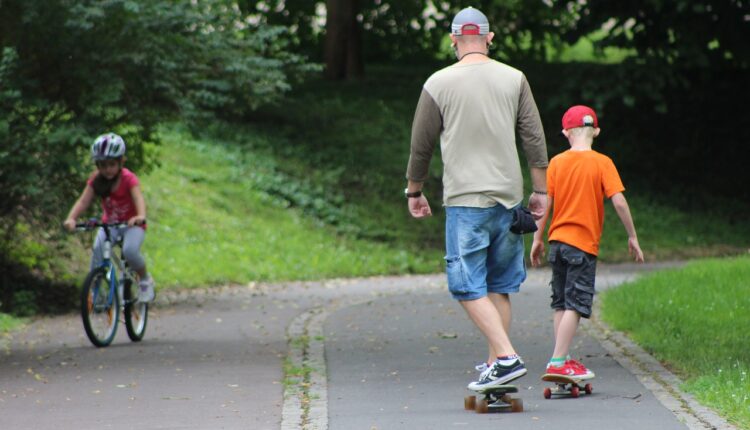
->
<box><xmin>586</xmin><ymin>314</ymin><xmax>738</xmax><ymax>430</ymax></box>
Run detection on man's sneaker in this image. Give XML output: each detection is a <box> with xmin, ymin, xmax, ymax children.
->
<box><xmin>475</xmin><ymin>362</ymin><xmax>490</xmax><ymax>373</ymax></box>
<box><xmin>545</xmin><ymin>360</ymin><xmax>595</xmax><ymax>380</ymax></box>
<box><xmin>467</xmin><ymin>358</ymin><xmax>527</xmax><ymax>391</ymax></box>
<box><xmin>138</xmin><ymin>277</ymin><xmax>155</xmax><ymax>303</ymax></box>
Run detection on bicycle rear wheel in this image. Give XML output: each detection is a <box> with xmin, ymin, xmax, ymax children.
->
<box><xmin>81</xmin><ymin>268</ymin><xmax>119</xmax><ymax>347</ymax></box>
<box><xmin>123</xmin><ymin>278</ymin><xmax>148</xmax><ymax>341</ymax></box>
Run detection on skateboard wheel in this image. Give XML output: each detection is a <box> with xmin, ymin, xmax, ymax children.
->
<box><xmin>510</xmin><ymin>398</ymin><xmax>523</xmax><ymax>413</ymax></box>
<box><xmin>543</xmin><ymin>387</ymin><xmax>552</xmax><ymax>399</ymax></box>
<box><xmin>584</xmin><ymin>383</ymin><xmax>593</xmax><ymax>395</ymax></box>
<box><xmin>464</xmin><ymin>395</ymin><xmax>476</xmax><ymax>410</ymax></box>
<box><xmin>475</xmin><ymin>399</ymin><xmax>489</xmax><ymax>414</ymax></box>
<box><xmin>571</xmin><ymin>386</ymin><xmax>580</xmax><ymax>398</ymax></box>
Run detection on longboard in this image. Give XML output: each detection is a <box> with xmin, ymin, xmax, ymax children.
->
<box><xmin>541</xmin><ymin>374</ymin><xmax>593</xmax><ymax>399</ymax></box>
<box><xmin>464</xmin><ymin>384</ymin><xmax>523</xmax><ymax>413</ymax></box>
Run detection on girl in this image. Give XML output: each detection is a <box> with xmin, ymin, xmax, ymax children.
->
<box><xmin>64</xmin><ymin>133</ymin><xmax>155</xmax><ymax>303</ymax></box>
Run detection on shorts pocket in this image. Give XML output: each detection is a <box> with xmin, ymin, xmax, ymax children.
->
<box><xmin>445</xmin><ymin>256</ymin><xmax>469</xmax><ymax>295</ymax></box>
<box><xmin>547</xmin><ymin>247</ymin><xmax>557</xmax><ymax>264</ymax></box>
<box><xmin>572</xmin><ymin>281</ymin><xmax>595</xmax><ymax>316</ymax></box>
<box><xmin>561</xmin><ymin>245</ymin><xmax>585</xmax><ymax>266</ymax></box>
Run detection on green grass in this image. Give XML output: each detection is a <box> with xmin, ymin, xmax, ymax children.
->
<box><xmin>140</xmin><ymin>126</ymin><xmax>442</xmax><ymax>288</ymax></box>
<box><xmin>0</xmin><ymin>312</ymin><xmax>24</xmax><ymax>334</ymax></box>
<box><xmin>601</xmin><ymin>256</ymin><xmax>750</xmax><ymax>429</ymax></box>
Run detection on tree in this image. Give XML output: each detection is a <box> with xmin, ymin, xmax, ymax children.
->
<box><xmin>324</xmin><ymin>0</ymin><xmax>364</xmax><ymax>79</ymax></box>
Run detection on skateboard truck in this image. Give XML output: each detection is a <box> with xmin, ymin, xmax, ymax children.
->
<box><xmin>541</xmin><ymin>374</ymin><xmax>593</xmax><ymax>399</ymax></box>
<box><xmin>464</xmin><ymin>384</ymin><xmax>523</xmax><ymax>413</ymax></box>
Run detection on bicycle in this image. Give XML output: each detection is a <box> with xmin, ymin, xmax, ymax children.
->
<box><xmin>74</xmin><ymin>219</ymin><xmax>149</xmax><ymax>347</ymax></box>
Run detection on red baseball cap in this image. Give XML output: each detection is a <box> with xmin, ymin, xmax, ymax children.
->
<box><xmin>562</xmin><ymin>105</ymin><xmax>598</xmax><ymax>130</ymax></box>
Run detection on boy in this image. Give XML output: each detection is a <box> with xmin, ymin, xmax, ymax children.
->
<box><xmin>530</xmin><ymin>105</ymin><xmax>644</xmax><ymax>377</ymax></box>
<box><xmin>64</xmin><ymin>133</ymin><xmax>156</xmax><ymax>303</ymax></box>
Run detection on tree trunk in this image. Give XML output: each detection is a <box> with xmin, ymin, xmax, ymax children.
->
<box><xmin>324</xmin><ymin>0</ymin><xmax>363</xmax><ymax>80</ymax></box>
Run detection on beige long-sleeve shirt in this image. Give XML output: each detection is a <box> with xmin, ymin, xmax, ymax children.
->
<box><xmin>406</xmin><ymin>60</ymin><xmax>548</xmax><ymax>208</ymax></box>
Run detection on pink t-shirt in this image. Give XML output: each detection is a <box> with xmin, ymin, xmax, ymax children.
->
<box><xmin>87</xmin><ymin>167</ymin><xmax>142</xmax><ymax>226</ymax></box>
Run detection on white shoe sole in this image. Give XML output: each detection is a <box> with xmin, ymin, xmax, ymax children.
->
<box><xmin>467</xmin><ymin>367</ymin><xmax>527</xmax><ymax>391</ymax></box>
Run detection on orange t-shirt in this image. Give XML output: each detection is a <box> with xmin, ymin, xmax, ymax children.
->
<box><xmin>547</xmin><ymin>150</ymin><xmax>624</xmax><ymax>256</ymax></box>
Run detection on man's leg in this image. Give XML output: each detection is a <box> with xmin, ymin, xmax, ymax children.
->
<box><xmin>485</xmin><ymin>293</ymin><xmax>511</xmax><ymax>362</ymax></box>
<box><xmin>461</xmin><ymin>296</ymin><xmax>515</xmax><ymax>358</ymax></box>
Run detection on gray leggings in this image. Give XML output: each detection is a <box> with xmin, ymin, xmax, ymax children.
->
<box><xmin>91</xmin><ymin>226</ymin><xmax>146</xmax><ymax>272</ymax></box>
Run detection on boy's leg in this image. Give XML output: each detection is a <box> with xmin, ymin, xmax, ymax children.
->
<box><xmin>546</xmin><ymin>243</ymin><xmax>596</xmax><ymax>378</ymax></box>
<box><xmin>551</xmin><ymin>310</ymin><xmax>581</xmax><ymax>358</ymax></box>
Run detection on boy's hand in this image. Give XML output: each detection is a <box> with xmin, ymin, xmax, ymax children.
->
<box><xmin>63</xmin><ymin>218</ymin><xmax>76</xmax><ymax>232</ymax></box>
<box><xmin>629</xmin><ymin>237</ymin><xmax>644</xmax><ymax>262</ymax></box>
<box><xmin>128</xmin><ymin>215</ymin><xmax>147</xmax><ymax>227</ymax></box>
<box><xmin>530</xmin><ymin>239</ymin><xmax>545</xmax><ymax>267</ymax></box>
<box><xmin>408</xmin><ymin>195</ymin><xmax>432</xmax><ymax>218</ymax></box>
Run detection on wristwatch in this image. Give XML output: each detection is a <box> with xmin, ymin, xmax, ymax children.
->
<box><xmin>404</xmin><ymin>188</ymin><xmax>422</xmax><ymax>199</ymax></box>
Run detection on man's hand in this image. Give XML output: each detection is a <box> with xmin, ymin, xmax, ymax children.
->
<box><xmin>408</xmin><ymin>195</ymin><xmax>432</xmax><ymax>218</ymax></box>
<box><xmin>528</xmin><ymin>192</ymin><xmax>547</xmax><ymax>220</ymax></box>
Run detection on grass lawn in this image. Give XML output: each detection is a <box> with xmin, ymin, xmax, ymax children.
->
<box><xmin>601</xmin><ymin>256</ymin><xmax>750</xmax><ymax>429</ymax></box>
<box><xmin>139</xmin><ymin>126</ymin><xmax>443</xmax><ymax>288</ymax></box>
<box><xmin>0</xmin><ymin>312</ymin><xmax>24</xmax><ymax>335</ymax></box>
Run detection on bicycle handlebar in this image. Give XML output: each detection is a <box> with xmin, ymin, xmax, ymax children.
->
<box><xmin>72</xmin><ymin>218</ymin><xmax>146</xmax><ymax>231</ymax></box>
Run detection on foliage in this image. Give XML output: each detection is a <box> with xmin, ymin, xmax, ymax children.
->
<box><xmin>547</xmin><ymin>0</ymin><xmax>749</xmax><ymax>109</ymax></box>
<box><xmin>0</xmin><ymin>0</ymin><xmax>318</xmax><ymax>314</ymax></box>
<box><xmin>235</xmin><ymin>1</ymin><xmax>565</xmax><ymax>62</ymax></box>
<box><xmin>602</xmin><ymin>256</ymin><xmax>750</xmax><ymax>428</ymax></box>
<box><xmin>0</xmin><ymin>0</ymin><xmax>317</xmax><ymax>225</ymax></box>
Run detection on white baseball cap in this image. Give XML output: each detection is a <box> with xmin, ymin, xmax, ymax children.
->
<box><xmin>451</xmin><ymin>7</ymin><xmax>490</xmax><ymax>36</ymax></box>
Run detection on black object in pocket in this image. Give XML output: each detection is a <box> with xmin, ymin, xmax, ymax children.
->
<box><xmin>510</xmin><ymin>206</ymin><xmax>538</xmax><ymax>235</ymax></box>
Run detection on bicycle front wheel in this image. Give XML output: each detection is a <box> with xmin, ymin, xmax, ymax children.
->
<box><xmin>81</xmin><ymin>268</ymin><xmax>119</xmax><ymax>347</ymax></box>
<box><xmin>123</xmin><ymin>278</ymin><xmax>148</xmax><ymax>342</ymax></box>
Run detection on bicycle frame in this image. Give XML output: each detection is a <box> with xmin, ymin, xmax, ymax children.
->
<box><xmin>95</xmin><ymin>224</ymin><xmax>138</xmax><ymax>311</ymax></box>
<box><xmin>76</xmin><ymin>219</ymin><xmax>149</xmax><ymax>347</ymax></box>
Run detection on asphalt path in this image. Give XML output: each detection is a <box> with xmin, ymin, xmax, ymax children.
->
<box><xmin>0</xmin><ymin>264</ymin><xmax>735</xmax><ymax>429</ymax></box>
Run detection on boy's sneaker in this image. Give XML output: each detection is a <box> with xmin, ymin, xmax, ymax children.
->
<box><xmin>545</xmin><ymin>360</ymin><xmax>595</xmax><ymax>380</ymax></box>
<box><xmin>467</xmin><ymin>357</ymin><xmax>527</xmax><ymax>391</ymax></box>
<box><xmin>138</xmin><ymin>277</ymin><xmax>155</xmax><ymax>303</ymax></box>
<box><xmin>566</xmin><ymin>359</ymin><xmax>595</xmax><ymax>379</ymax></box>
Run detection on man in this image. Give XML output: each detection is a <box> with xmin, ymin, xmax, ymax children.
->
<box><xmin>405</xmin><ymin>7</ymin><xmax>549</xmax><ymax>390</ymax></box>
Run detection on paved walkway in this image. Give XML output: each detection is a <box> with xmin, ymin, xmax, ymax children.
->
<box><xmin>0</xmin><ymin>264</ymin><xmax>736</xmax><ymax>429</ymax></box>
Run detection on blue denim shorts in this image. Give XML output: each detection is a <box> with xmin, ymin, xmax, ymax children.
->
<box><xmin>444</xmin><ymin>205</ymin><xmax>526</xmax><ymax>301</ymax></box>
<box><xmin>548</xmin><ymin>241</ymin><xmax>597</xmax><ymax>318</ymax></box>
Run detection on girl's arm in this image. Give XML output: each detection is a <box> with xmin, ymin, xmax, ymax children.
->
<box><xmin>64</xmin><ymin>185</ymin><xmax>95</xmax><ymax>231</ymax></box>
<box><xmin>610</xmin><ymin>192</ymin><xmax>644</xmax><ymax>262</ymax></box>
<box><xmin>128</xmin><ymin>185</ymin><xmax>147</xmax><ymax>226</ymax></box>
